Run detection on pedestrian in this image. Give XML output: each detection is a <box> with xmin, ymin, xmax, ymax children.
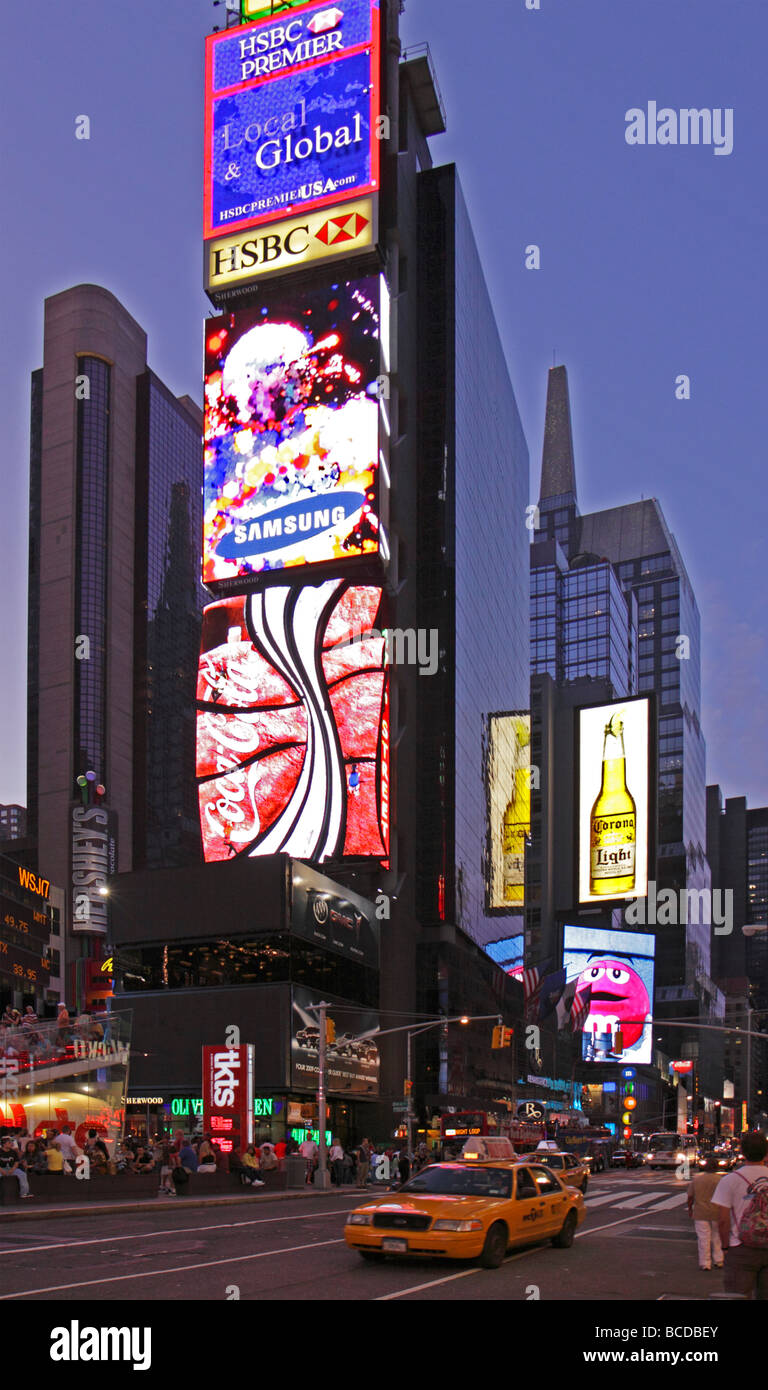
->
<box><xmin>356</xmin><ymin>1137</ymin><xmax>371</xmax><ymax>1188</ymax></box>
<box><xmin>179</xmin><ymin>1138</ymin><xmax>199</xmax><ymax>1173</ymax></box>
<box><xmin>398</xmin><ymin>1147</ymin><xmax>411</xmax><ymax>1186</ymax></box>
<box><xmin>197</xmin><ymin>1138</ymin><xmax>217</xmax><ymax>1173</ymax></box>
<box><xmin>687</xmin><ymin>1155</ymin><xmax>725</xmax><ymax>1270</ymax></box>
<box><xmin>714</xmin><ymin>1131</ymin><xmax>768</xmax><ymax>1299</ymax></box>
<box><xmin>45</xmin><ymin>1140</ymin><xmax>64</xmax><ymax>1174</ymax></box>
<box><xmin>259</xmin><ymin>1142</ymin><xmax>278</xmax><ymax>1173</ymax></box>
<box><xmin>299</xmin><ymin>1131</ymin><xmax>319</xmax><ymax>1184</ymax></box>
<box><xmin>56</xmin><ymin>1125</ymin><xmax>78</xmax><ymax>1173</ymax></box>
<box><xmin>330</xmin><ymin>1137</ymin><xmax>344</xmax><ymax>1186</ymax></box>
<box><xmin>0</xmin><ymin>1136</ymin><xmax>34</xmax><ymax>1198</ymax></box>
<box><xmin>342</xmin><ymin>1147</ymin><xmax>354</xmax><ymax>1184</ymax></box>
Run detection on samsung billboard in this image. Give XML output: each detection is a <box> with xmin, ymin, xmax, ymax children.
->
<box><xmin>204</xmin><ymin>0</ymin><xmax>381</xmax><ymax>240</ymax></box>
<box><xmin>203</xmin><ymin>273</ymin><xmax>386</xmax><ymax>588</ymax></box>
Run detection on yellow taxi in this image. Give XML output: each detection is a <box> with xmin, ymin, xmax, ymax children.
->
<box><xmin>344</xmin><ymin>1158</ymin><xmax>586</xmax><ymax>1268</ymax></box>
<box><xmin>519</xmin><ymin>1149</ymin><xmax>590</xmax><ymax>1194</ymax></box>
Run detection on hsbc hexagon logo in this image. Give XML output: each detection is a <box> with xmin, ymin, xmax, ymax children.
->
<box><xmin>315</xmin><ymin>211</ymin><xmax>370</xmax><ymax>247</ymax></box>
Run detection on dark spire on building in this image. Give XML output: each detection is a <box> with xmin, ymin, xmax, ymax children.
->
<box><xmin>539</xmin><ymin>364</ymin><xmax>577</xmax><ymax>507</ymax></box>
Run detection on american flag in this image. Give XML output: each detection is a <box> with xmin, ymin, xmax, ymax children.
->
<box><xmin>569</xmin><ymin>984</ymin><xmax>592</xmax><ymax>1034</ymax></box>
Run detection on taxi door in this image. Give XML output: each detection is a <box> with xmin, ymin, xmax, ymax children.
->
<box><xmin>526</xmin><ymin>1164</ymin><xmax>571</xmax><ymax>1235</ymax></box>
<box><xmin>512</xmin><ymin>1165</ymin><xmax>561</xmax><ymax>1239</ymax></box>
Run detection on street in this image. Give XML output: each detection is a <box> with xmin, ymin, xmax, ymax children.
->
<box><xmin>0</xmin><ymin>1169</ymin><xmax>723</xmax><ymax>1303</ymax></box>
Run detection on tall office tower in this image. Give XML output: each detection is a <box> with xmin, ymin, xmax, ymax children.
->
<box><xmin>532</xmin><ymin>365</ymin><xmax>722</xmax><ymax>1102</ymax></box>
<box><xmin>408</xmin><ymin>155</ymin><xmax>530</xmax><ymax>1104</ymax></box>
<box><xmin>27</xmin><ymin>285</ymin><xmax>203</xmax><ymax>1001</ymax></box>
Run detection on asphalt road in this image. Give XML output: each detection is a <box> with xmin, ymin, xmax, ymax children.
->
<box><xmin>0</xmin><ymin>1170</ymin><xmax>723</xmax><ymax>1303</ymax></box>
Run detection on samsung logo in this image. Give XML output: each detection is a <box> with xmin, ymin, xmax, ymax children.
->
<box><xmin>217</xmin><ymin>491</ymin><xmax>366</xmax><ymax>559</ymax></box>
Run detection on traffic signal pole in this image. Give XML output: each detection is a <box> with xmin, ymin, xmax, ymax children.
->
<box><xmin>316</xmin><ymin>1002</ymin><xmax>330</xmax><ymax>1189</ymax></box>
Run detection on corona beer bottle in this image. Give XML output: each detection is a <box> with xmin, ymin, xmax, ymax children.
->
<box><xmin>502</xmin><ymin>720</ymin><xmax>530</xmax><ymax>903</ymax></box>
<box><xmin>589</xmin><ymin>713</ymin><xmax>636</xmax><ymax>895</ymax></box>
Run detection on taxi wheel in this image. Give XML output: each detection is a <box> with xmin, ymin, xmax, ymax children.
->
<box><xmin>479</xmin><ymin>1221</ymin><xmax>508</xmax><ymax>1269</ymax></box>
<box><xmin>552</xmin><ymin>1210</ymin><xmax>577</xmax><ymax>1249</ymax></box>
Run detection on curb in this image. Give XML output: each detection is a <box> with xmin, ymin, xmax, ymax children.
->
<box><xmin>0</xmin><ymin>1186</ymin><xmax>359</xmax><ymax>1223</ymax></box>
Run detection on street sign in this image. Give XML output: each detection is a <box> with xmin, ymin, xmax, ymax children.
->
<box><xmin>392</xmin><ymin>1101</ymin><xmax>408</xmax><ymax>1112</ymax></box>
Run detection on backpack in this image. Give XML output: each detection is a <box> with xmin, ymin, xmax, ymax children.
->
<box><xmin>172</xmin><ymin>1165</ymin><xmax>190</xmax><ymax>1188</ymax></box>
<box><xmin>736</xmin><ymin>1173</ymin><xmax>768</xmax><ymax>1248</ymax></box>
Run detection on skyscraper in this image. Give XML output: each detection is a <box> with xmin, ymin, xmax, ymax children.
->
<box><xmin>531</xmin><ymin>364</ymin><xmax>723</xmax><ymax>1108</ymax></box>
<box><xmin>27</xmin><ymin>285</ymin><xmax>204</xmax><ymax>1003</ymax></box>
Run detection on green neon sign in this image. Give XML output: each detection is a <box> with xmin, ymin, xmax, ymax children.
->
<box><xmin>170</xmin><ymin>1097</ymin><xmax>276</xmax><ymax>1117</ymax></box>
<box><xmin>291</xmin><ymin>1127</ymin><xmax>332</xmax><ymax>1147</ymax></box>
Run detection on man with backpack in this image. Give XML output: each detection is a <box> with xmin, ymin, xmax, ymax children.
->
<box><xmin>714</xmin><ymin>1131</ymin><xmax>768</xmax><ymax>1298</ymax></box>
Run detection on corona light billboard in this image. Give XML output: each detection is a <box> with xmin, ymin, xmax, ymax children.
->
<box><xmin>485</xmin><ymin>712</ymin><xmax>530</xmax><ymax>911</ymax></box>
<box><xmin>196</xmin><ymin>584</ymin><xmax>390</xmax><ymax>863</ymax></box>
<box><xmin>562</xmin><ymin>924</ymin><xmax>655</xmax><ymax>1066</ymax></box>
<box><xmin>204</xmin><ymin>0</ymin><xmax>381</xmax><ymax>240</ymax></box>
<box><xmin>203</xmin><ymin>274</ymin><xmax>385</xmax><ymax>588</ymax></box>
<box><xmin>576</xmin><ymin>696</ymin><xmax>652</xmax><ymax>906</ymax></box>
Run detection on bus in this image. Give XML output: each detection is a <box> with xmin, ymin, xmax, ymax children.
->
<box><xmin>642</xmin><ymin>1132</ymin><xmax>699</xmax><ymax>1170</ymax></box>
<box><xmin>439</xmin><ymin>1111</ymin><xmax>545</xmax><ymax>1160</ymax></box>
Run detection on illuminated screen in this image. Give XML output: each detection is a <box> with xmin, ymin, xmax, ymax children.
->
<box><xmin>203</xmin><ymin>275</ymin><xmax>383</xmax><ymax>587</ymax></box>
<box><xmin>205</xmin><ymin>0</ymin><xmax>381</xmax><ymax>239</ymax></box>
<box><xmin>486</xmin><ymin>712</ymin><xmax>530</xmax><ymax>910</ymax></box>
<box><xmin>563</xmin><ymin>924</ymin><xmax>655</xmax><ymax>1066</ymax></box>
<box><xmin>292</xmin><ymin>986</ymin><xmax>379</xmax><ymax>1095</ymax></box>
<box><xmin>577</xmin><ymin>697</ymin><xmax>650</xmax><ymax>905</ymax></box>
<box><xmin>483</xmin><ymin>937</ymin><xmax>524</xmax><ymax>976</ymax></box>
<box><xmin>196</xmin><ymin>581</ymin><xmax>390</xmax><ymax>862</ymax></box>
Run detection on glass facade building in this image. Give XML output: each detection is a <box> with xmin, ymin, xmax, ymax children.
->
<box><xmin>133</xmin><ymin>372</ymin><xmax>205</xmax><ymax>869</ymax></box>
<box><xmin>417</xmin><ymin>165</ymin><xmax>530</xmax><ymax>949</ymax></box>
<box><xmin>74</xmin><ymin>356</ymin><xmax>111</xmax><ymax>782</ymax></box>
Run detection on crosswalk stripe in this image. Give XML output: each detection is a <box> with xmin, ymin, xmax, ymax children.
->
<box><xmin>584</xmin><ymin>1189</ymin><xmax>643</xmax><ymax>1209</ymax></box>
<box><xmin>643</xmin><ymin>1192</ymin><xmax>688</xmax><ymax>1212</ymax></box>
<box><xmin>613</xmin><ymin>1192</ymin><xmax>664</xmax><ymax>1209</ymax></box>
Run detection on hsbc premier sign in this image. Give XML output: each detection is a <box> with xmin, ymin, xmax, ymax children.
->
<box><xmin>202</xmin><ymin>1044</ymin><xmax>255</xmax><ymax>1152</ymax></box>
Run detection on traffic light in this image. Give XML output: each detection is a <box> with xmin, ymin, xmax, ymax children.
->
<box><xmin>492</xmin><ymin>1025</ymin><xmax>513</xmax><ymax>1049</ymax></box>
<box><xmin>404</xmin><ymin>1078</ymin><xmax>413</xmax><ymax>1096</ymax></box>
<box><xmin>325</xmin><ymin>1017</ymin><xmax>336</xmax><ymax>1044</ymax></box>
<box><xmin>620</xmin><ymin>1072</ymin><xmax>636</xmax><ymax>1142</ymax></box>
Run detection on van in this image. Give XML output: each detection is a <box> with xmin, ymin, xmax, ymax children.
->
<box><xmin>460</xmin><ymin>1137</ymin><xmax>517</xmax><ymax>1162</ymax></box>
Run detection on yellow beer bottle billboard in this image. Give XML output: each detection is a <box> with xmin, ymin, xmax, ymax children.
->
<box><xmin>589</xmin><ymin>713</ymin><xmax>636</xmax><ymax>895</ymax></box>
<box><xmin>501</xmin><ymin>717</ymin><xmax>530</xmax><ymax>904</ymax></box>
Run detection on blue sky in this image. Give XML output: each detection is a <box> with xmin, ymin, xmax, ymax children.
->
<box><xmin>0</xmin><ymin>0</ymin><xmax>765</xmax><ymax>809</ymax></box>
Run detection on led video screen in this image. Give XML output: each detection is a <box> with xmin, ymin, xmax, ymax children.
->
<box><xmin>563</xmin><ymin>924</ymin><xmax>655</xmax><ymax>1065</ymax></box>
<box><xmin>203</xmin><ymin>275</ymin><xmax>382</xmax><ymax>588</ymax></box>
<box><xmin>577</xmin><ymin>697</ymin><xmax>651</xmax><ymax>905</ymax></box>
<box><xmin>205</xmin><ymin>0</ymin><xmax>381</xmax><ymax>239</ymax></box>
<box><xmin>196</xmin><ymin>581</ymin><xmax>389</xmax><ymax>863</ymax></box>
<box><xmin>486</xmin><ymin>712</ymin><xmax>530</xmax><ymax>910</ymax></box>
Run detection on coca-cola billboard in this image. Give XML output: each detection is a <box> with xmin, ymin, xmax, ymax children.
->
<box><xmin>196</xmin><ymin>583</ymin><xmax>390</xmax><ymax>864</ymax></box>
<box><xmin>202</xmin><ymin>1044</ymin><xmax>255</xmax><ymax>1154</ymax></box>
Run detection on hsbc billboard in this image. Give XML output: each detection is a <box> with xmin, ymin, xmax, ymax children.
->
<box><xmin>205</xmin><ymin>195</ymin><xmax>378</xmax><ymax>301</ymax></box>
<box><xmin>202</xmin><ymin>1044</ymin><xmax>255</xmax><ymax>1154</ymax></box>
<box><xmin>204</xmin><ymin>0</ymin><xmax>382</xmax><ymax>242</ymax></box>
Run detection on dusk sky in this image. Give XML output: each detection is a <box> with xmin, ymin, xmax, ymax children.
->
<box><xmin>1</xmin><ymin>0</ymin><xmax>765</xmax><ymax>809</ymax></box>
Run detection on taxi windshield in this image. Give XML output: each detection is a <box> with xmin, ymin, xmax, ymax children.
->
<box><xmin>536</xmin><ymin>1154</ymin><xmax>565</xmax><ymax>1168</ymax></box>
<box><xmin>399</xmin><ymin>1166</ymin><xmax>513</xmax><ymax>1199</ymax></box>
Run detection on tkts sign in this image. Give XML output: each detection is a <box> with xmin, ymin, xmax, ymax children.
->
<box><xmin>202</xmin><ymin>1044</ymin><xmax>255</xmax><ymax>1154</ymax></box>
<box><xmin>205</xmin><ymin>195</ymin><xmax>377</xmax><ymax>301</ymax></box>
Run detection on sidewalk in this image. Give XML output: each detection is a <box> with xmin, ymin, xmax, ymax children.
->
<box><xmin>0</xmin><ymin>1185</ymin><xmax>360</xmax><ymax>1223</ymax></box>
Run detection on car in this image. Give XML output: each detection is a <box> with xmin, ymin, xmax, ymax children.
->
<box><xmin>611</xmin><ymin>1147</ymin><xmax>643</xmax><ymax>1168</ymax></box>
<box><xmin>344</xmin><ymin>1160</ymin><xmax>586</xmax><ymax>1268</ymax></box>
<box><xmin>519</xmin><ymin>1150</ymin><xmax>590</xmax><ymax>1193</ymax></box>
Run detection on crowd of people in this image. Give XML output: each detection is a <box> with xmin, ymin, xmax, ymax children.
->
<box><xmin>0</xmin><ymin>1125</ymin><xmax>101</xmax><ymax>1197</ymax></box>
<box><xmin>296</xmin><ymin>1136</ymin><xmax>433</xmax><ymax>1188</ymax></box>
<box><xmin>0</xmin><ymin>1005</ymin><xmax>109</xmax><ymax>1063</ymax></box>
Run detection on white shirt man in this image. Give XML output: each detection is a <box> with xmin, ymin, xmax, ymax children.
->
<box><xmin>713</xmin><ymin>1132</ymin><xmax>768</xmax><ymax>1299</ymax></box>
<box><xmin>56</xmin><ymin>1128</ymin><xmax>78</xmax><ymax>1172</ymax></box>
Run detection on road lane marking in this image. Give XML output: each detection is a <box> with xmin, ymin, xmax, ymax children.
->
<box><xmin>0</xmin><ymin>1238</ymin><xmax>346</xmax><ymax>1299</ymax></box>
<box><xmin>0</xmin><ymin>1205</ymin><xmax>354</xmax><ymax>1258</ymax></box>
<box><xmin>375</xmin><ymin>1247</ymin><xmax>541</xmax><ymax>1300</ymax></box>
